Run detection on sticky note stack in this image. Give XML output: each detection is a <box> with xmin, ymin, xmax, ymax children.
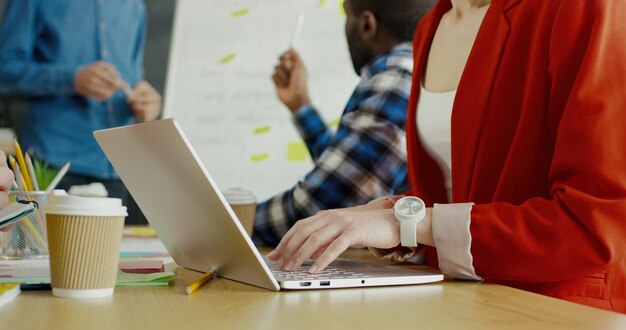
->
<box><xmin>0</xmin><ymin>283</ymin><xmax>21</xmax><ymax>307</ymax></box>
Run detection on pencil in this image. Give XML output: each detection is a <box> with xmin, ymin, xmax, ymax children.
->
<box><xmin>290</xmin><ymin>13</ymin><xmax>306</xmax><ymax>49</ymax></box>
<box><xmin>185</xmin><ymin>271</ymin><xmax>215</xmax><ymax>295</ymax></box>
<box><xmin>13</xmin><ymin>140</ymin><xmax>34</xmax><ymax>191</ymax></box>
<box><xmin>118</xmin><ymin>80</ymin><xmax>134</xmax><ymax>98</ymax></box>
<box><xmin>45</xmin><ymin>163</ymin><xmax>70</xmax><ymax>193</ymax></box>
<box><xmin>25</xmin><ymin>153</ymin><xmax>40</xmax><ymax>191</ymax></box>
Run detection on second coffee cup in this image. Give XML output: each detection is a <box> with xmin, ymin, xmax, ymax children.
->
<box><xmin>223</xmin><ymin>188</ymin><xmax>257</xmax><ymax>236</ymax></box>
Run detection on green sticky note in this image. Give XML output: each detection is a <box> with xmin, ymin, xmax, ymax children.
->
<box><xmin>231</xmin><ymin>8</ymin><xmax>250</xmax><ymax>17</ymax></box>
<box><xmin>339</xmin><ymin>0</ymin><xmax>345</xmax><ymax>16</ymax></box>
<box><xmin>116</xmin><ymin>270</ymin><xmax>175</xmax><ymax>286</ymax></box>
<box><xmin>220</xmin><ymin>54</ymin><xmax>236</xmax><ymax>64</ymax></box>
<box><xmin>319</xmin><ymin>0</ymin><xmax>326</xmax><ymax>7</ymax></box>
<box><xmin>287</xmin><ymin>141</ymin><xmax>309</xmax><ymax>162</ymax></box>
<box><xmin>250</xmin><ymin>153</ymin><xmax>269</xmax><ymax>162</ymax></box>
<box><xmin>253</xmin><ymin>126</ymin><xmax>271</xmax><ymax>135</ymax></box>
<box><xmin>329</xmin><ymin>118</ymin><xmax>340</xmax><ymax>127</ymax></box>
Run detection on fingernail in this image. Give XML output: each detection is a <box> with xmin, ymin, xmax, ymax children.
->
<box><xmin>267</xmin><ymin>250</ymin><xmax>275</xmax><ymax>258</ymax></box>
<box><xmin>308</xmin><ymin>264</ymin><xmax>318</xmax><ymax>274</ymax></box>
<box><xmin>285</xmin><ymin>260</ymin><xmax>294</xmax><ymax>271</ymax></box>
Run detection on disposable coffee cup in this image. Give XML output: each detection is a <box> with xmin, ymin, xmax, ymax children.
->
<box><xmin>45</xmin><ymin>190</ymin><xmax>127</xmax><ymax>299</ymax></box>
<box><xmin>223</xmin><ymin>188</ymin><xmax>257</xmax><ymax>236</ymax></box>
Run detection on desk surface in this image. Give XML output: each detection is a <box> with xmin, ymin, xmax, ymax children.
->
<box><xmin>1</xmin><ymin>248</ymin><xmax>625</xmax><ymax>330</ymax></box>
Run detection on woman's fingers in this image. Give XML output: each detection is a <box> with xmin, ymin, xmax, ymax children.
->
<box><xmin>0</xmin><ymin>167</ymin><xmax>14</xmax><ymax>192</ymax></box>
<box><xmin>308</xmin><ymin>233</ymin><xmax>354</xmax><ymax>273</ymax></box>
<box><xmin>283</xmin><ymin>224</ymin><xmax>342</xmax><ymax>271</ymax></box>
<box><xmin>277</xmin><ymin>216</ymin><xmax>330</xmax><ymax>268</ymax></box>
<box><xmin>271</xmin><ymin>211</ymin><xmax>326</xmax><ymax>260</ymax></box>
<box><xmin>310</xmin><ymin>243</ymin><xmax>331</xmax><ymax>260</ymax></box>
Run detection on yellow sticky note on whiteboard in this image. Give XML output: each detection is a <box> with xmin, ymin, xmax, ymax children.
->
<box><xmin>220</xmin><ymin>54</ymin><xmax>236</xmax><ymax>64</ymax></box>
<box><xmin>253</xmin><ymin>126</ymin><xmax>271</xmax><ymax>135</ymax></box>
<box><xmin>250</xmin><ymin>153</ymin><xmax>269</xmax><ymax>162</ymax></box>
<box><xmin>231</xmin><ymin>8</ymin><xmax>250</xmax><ymax>17</ymax></box>
<box><xmin>287</xmin><ymin>142</ymin><xmax>309</xmax><ymax>162</ymax></box>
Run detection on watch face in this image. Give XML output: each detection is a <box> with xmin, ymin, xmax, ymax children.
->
<box><xmin>396</xmin><ymin>197</ymin><xmax>424</xmax><ymax>216</ymax></box>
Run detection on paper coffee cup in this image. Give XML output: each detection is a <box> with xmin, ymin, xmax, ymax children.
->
<box><xmin>45</xmin><ymin>190</ymin><xmax>127</xmax><ymax>299</ymax></box>
<box><xmin>223</xmin><ymin>188</ymin><xmax>256</xmax><ymax>236</ymax></box>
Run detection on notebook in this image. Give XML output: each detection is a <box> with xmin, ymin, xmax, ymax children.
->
<box><xmin>94</xmin><ymin>119</ymin><xmax>443</xmax><ymax>290</ymax></box>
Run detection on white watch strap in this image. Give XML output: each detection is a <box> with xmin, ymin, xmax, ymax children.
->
<box><xmin>400</xmin><ymin>218</ymin><xmax>418</xmax><ymax>247</ymax></box>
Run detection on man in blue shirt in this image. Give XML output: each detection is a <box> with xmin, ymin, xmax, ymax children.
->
<box><xmin>0</xmin><ymin>0</ymin><xmax>161</xmax><ymax>214</ymax></box>
<box><xmin>254</xmin><ymin>0</ymin><xmax>436</xmax><ymax>245</ymax></box>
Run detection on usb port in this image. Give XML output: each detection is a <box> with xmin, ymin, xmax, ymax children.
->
<box><xmin>320</xmin><ymin>281</ymin><xmax>330</xmax><ymax>286</ymax></box>
<box><xmin>299</xmin><ymin>282</ymin><xmax>312</xmax><ymax>287</ymax></box>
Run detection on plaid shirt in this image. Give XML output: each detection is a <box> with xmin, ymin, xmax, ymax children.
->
<box><xmin>253</xmin><ymin>42</ymin><xmax>413</xmax><ymax>246</ymax></box>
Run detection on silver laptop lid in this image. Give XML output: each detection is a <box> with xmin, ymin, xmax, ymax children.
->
<box><xmin>95</xmin><ymin>119</ymin><xmax>280</xmax><ymax>291</ymax></box>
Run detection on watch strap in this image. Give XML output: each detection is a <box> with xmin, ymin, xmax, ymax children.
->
<box><xmin>400</xmin><ymin>218</ymin><xmax>418</xmax><ymax>247</ymax></box>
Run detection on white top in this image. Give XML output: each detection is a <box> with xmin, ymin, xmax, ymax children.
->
<box><xmin>414</xmin><ymin>85</ymin><xmax>482</xmax><ymax>281</ymax></box>
<box><xmin>416</xmin><ymin>85</ymin><xmax>456</xmax><ymax>201</ymax></box>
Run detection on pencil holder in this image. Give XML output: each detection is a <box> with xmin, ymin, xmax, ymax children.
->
<box><xmin>0</xmin><ymin>191</ymin><xmax>49</xmax><ymax>259</ymax></box>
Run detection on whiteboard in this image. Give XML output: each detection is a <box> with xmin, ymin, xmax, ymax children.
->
<box><xmin>164</xmin><ymin>0</ymin><xmax>359</xmax><ymax>201</ymax></box>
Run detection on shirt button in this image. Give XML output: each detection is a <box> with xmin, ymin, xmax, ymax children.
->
<box><xmin>100</xmin><ymin>22</ymin><xmax>107</xmax><ymax>30</ymax></box>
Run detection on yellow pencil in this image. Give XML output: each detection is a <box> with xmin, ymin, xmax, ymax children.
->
<box><xmin>185</xmin><ymin>271</ymin><xmax>215</xmax><ymax>295</ymax></box>
<box><xmin>13</xmin><ymin>140</ymin><xmax>34</xmax><ymax>191</ymax></box>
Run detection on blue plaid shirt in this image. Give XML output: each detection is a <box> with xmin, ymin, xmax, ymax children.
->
<box><xmin>253</xmin><ymin>42</ymin><xmax>413</xmax><ymax>246</ymax></box>
<box><xmin>0</xmin><ymin>0</ymin><xmax>146</xmax><ymax>179</ymax></box>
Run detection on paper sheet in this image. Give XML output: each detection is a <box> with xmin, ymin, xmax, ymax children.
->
<box><xmin>116</xmin><ymin>271</ymin><xmax>175</xmax><ymax>286</ymax></box>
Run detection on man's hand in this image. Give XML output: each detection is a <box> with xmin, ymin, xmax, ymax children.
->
<box><xmin>272</xmin><ymin>49</ymin><xmax>311</xmax><ymax>112</ymax></box>
<box><xmin>75</xmin><ymin>61</ymin><xmax>123</xmax><ymax>101</ymax></box>
<box><xmin>128</xmin><ymin>81</ymin><xmax>162</xmax><ymax>122</ymax></box>
<box><xmin>0</xmin><ymin>151</ymin><xmax>15</xmax><ymax>232</ymax></box>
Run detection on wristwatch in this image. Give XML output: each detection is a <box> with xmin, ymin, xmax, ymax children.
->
<box><xmin>393</xmin><ymin>196</ymin><xmax>426</xmax><ymax>247</ymax></box>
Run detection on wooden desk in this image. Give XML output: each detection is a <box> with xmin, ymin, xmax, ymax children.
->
<box><xmin>1</xmin><ymin>249</ymin><xmax>625</xmax><ymax>329</ymax></box>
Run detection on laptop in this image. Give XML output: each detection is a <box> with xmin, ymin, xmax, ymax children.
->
<box><xmin>94</xmin><ymin>119</ymin><xmax>443</xmax><ymax>290</ymax></box>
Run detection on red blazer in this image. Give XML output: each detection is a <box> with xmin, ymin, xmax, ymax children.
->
<box><xmin>407</xmin><ymin>0</ymin><xmax>626</xmax><ymax>312</ymax></box>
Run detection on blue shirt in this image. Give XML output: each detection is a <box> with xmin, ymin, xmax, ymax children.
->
<box><xmin>253</xmin><ymin>43</ymin><xmax>413</xmax><ymax>246</ymax></box>
<box><xmin>0</xmin><ymin>0</ymin><xmax>146</xmax><ymax>179</ymax></box>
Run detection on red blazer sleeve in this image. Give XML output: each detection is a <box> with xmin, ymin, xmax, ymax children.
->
<box><xmin>469</xmin><ymin>0</ymin><xmax>626</xmax><ymax>282</ymax></box>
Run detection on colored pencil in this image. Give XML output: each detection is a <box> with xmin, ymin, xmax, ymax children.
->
<box><xmin>13</xmin><ymin>140</ymin><xmax>33</xmax><ymax>191</ymax></box>
<box><xmin>185</xmin><ymin>271</ymin><xmax>215</xmax><ymax>295</ymax></box>
<box><xmin>25</xmin><ymin>153</ymin><xmax>40</xmax><ymax>191</ymax></box>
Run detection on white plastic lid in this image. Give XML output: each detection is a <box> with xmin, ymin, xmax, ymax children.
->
<box><xmin>45</xmin><ymin>190</ymin><xmax>127</xmax><ymax>217</ymax></box>
<box><xmin>68</xmin><ymin>182</ymin><xmax>109</xmax><ymax>198</ymax></box>
<box><xmin>223</xmin><ymin>188</ymin><xmax>256</xmax><ymax>205</ymax></box>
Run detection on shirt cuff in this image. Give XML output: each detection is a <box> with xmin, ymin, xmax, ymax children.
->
<box><xmin>291</xmin><ymin>104</ymin><xmax>328</xmax><ymax>140</ymax></box>
<box><xmin>292</xmin><ymin>104</ymin><xmax>315</xmax><ymax>118</ymax></box>
<box><xmin>57</xmin><ymin>65</ymin><xmax>79</xmax><ymax>94</ymax></box>
<box><xmin>432</xmin><ymin>202</ymin><xmax>482</xmax><ymax>280</ymax></box>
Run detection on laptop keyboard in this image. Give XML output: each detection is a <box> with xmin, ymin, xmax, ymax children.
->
<box><xmin>264</xmin><ymin>257</ymin><xmax>367</xmax><ymax>280</ymax></box>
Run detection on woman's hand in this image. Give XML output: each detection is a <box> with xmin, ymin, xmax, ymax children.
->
<box><xmin>268</xmin><ymin>207</ymin><xmax>401</xmax><ymax>274</ymax></box>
